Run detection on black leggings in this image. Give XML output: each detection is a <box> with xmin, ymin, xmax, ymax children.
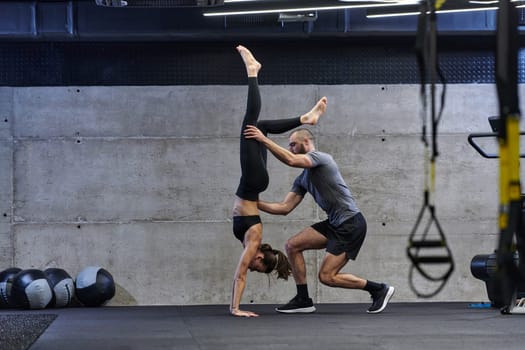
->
<box><xmin>235</xmin><ymin>77</ymin><xmax>301</xmax><ymax>201</ymax></box>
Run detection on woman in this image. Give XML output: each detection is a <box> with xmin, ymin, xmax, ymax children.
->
<box><xmin>231</xmin><ymin>45</ymin><xmax>326</xmax><ymax>317</ymax></box>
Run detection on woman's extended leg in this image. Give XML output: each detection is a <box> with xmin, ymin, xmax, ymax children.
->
<box><xmin>255</xmin><ymin>97</ymin><xmax>327</xmax><ymax>164</ymax></box>
<box><xmin>235</xmin><ymin>45</ymin><xmax>268</xmax><ymax>201</ymax></box>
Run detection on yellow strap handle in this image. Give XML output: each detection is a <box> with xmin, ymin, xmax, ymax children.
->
<box><xmin>435</xmin><ymin>0</ymin><xmax>447</xmax><ymax>10</ymax></box>
<box><xmin>499</xmin><ymin>114</ymin><xmax>521</xmax><ymax>230</ymax></box>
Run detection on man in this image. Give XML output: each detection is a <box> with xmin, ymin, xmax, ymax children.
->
<box><xmin>243</xmin><ymin>117</ymin><xmax>394</xmax><ymax>314</ymax></box>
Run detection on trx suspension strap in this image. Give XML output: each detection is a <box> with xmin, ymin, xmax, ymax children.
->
<box><xmin>407</xmin><ymin>0</ymin><xmax>454</xmax><ymax>298</ymax></box>
<box><xmin>494</xmin><ymin>0</ymin><xmax>525</xmax><ymax>315</ymax></box>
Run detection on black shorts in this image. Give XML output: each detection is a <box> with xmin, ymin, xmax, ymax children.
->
<box><xmin>311</xmin><ymin>212</ymin><xmax>367</xmax><ymax>260</ymax></box>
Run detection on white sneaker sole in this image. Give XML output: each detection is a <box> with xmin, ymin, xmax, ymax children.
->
<box><xmin>276</xmin><ymin>306</ymin><xmax>316</xmax><ymax>314</ymax></box>
<box><xmin>367</xmin><ymin>286</ymin><xmax>395</xmax><ymax>314</ymax></box>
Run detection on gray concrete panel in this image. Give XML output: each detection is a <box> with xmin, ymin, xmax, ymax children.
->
<box><xmin>13</xmin><ymin>137</ymin><xmax>317</xmax><ymax>223</ymax></box>
<box><xmin>0</xmin><ymin>87</ymin><xmax>13</xmax><ymax>140</ymax></box>
<box><xmin>1</xmin><ymin>89</ymin><xmax>13</xmax><ymax>268</ymax></box>
<box><xmin>439</xmin><ymin>84</ymin><xmax>500</xmax><ymax>133</ymax></box>
<box><xmin>0</xmin><ymin>140</ymin><xmax>12</xmax><ymax>218</ymax></box>
<box><xmin>317</xmin><ymin>84</ymin><xmax>525</xmax><ymax>135</ymax></box>
<box><xmin>432</xmin><ymin>134</ymin><xmax>500</xmax><ymax>220</ymax></box>
<box><xmin>0</xmin><ymin>223</ymin><xmax>13</xmax><ymax>268</ymax></box>
<box><xmin>13</xmin><ymin>221</ymin><xmax>319</xmax><ymax>306</ymax></box>
<box><xmin>318</xmin><ymin>84</ymin><xmax>421</xmax><ymax>135</ymax></box>
<box><xmin>13</xmin><ymin>86</ymin><xmax>319</xmax><ymax>138</ymax></box>
<box><xmin>0</xmin><ymin>140</ymin><xmax>12</xmax><ymax>268</ymax></box>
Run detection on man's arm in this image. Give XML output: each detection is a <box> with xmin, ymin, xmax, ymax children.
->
<box><xmin>244</xmin><ymin>125</ymin><xmax>313</xmax><ymax>168</ymax></box>
<box><xmin>258</xmin><ymin>191</ymin><xmax>303</xmax><ymax>215</ymax></box>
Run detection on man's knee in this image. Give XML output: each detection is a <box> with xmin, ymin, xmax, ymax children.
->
<box><xmin>284</xmin><ymin>239</ymin><xmax>296</xmax><ymax>254</ymax></box>
<box><xmin>318</xmin><ymin>270</ymin><xmax>336</xmax><ymax>287</ymax></box>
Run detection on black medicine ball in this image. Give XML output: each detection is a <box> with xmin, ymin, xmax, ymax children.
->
<box><xmin>44</xmin><ymin>268</ymin><xmax>75</xmax><ymax>308</ymax></box>
<box><xmin>11</xmin><ymin>269</ymin><xmax>53</xmax><ymax>309</ymax></box>
<box><xmin>0</xmin><ymin>267</ymin><xmax>22</xmax><ymax>308</ymax></box>
<box><xmin>75</xmin><ymin>266</ymin><xmax>116</xmax><ymax>307</ymax></box>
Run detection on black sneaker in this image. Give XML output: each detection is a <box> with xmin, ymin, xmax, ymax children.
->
<box><xmin>276</xmin><ymin>295</ymin><xmax>316</xmax><ymax>314</ymax></box>
<box><xmin>367</xmin><ymin>284</ymin><xmax>395</xmax><ymax>314</ymax></box>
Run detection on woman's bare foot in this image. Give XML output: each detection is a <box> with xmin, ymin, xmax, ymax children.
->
<box><xmin>300</xmin><ymin>97</ymin><xmax>327</xmax><ymax>125</ymax></box>
<box><xmin>236</xmin><ymin>45</ymin><xmax>262</xmax><ymax>77</ymax></box>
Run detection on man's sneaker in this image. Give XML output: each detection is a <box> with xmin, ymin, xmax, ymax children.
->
<box><xmin>276</xmin><ymin>295</ymin><xmax>316</xmax><ymax>314</ymax></box>
<box><xmin>367</xmin><ymin>284</ymin><xmax>395</xmax><ymax>314</ymax></box>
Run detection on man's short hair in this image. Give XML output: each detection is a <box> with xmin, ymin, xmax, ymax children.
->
<box><xmin>293</xmin><ymin>128</ymin><xmax>314</xmax><ymax>141</ymax></box>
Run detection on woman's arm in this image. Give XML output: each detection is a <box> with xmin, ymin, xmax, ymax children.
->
<box><xmin>230</xmin><ymin>228</ymin><xmax>261</xmax><ymax>317</ymax></box>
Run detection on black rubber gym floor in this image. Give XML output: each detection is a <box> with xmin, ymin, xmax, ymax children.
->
<box><xmin>2</xmin><ymin>302</ymin><xmax>525</xmax><ymax>350</ymax></box>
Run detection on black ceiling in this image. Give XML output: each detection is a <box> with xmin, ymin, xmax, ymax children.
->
<box><xmin>0</xmin><ymin>0</ymin><xmax>517</xmax><ymax>42</ymax></box>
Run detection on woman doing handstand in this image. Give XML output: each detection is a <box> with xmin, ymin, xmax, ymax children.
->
<box><xmin>231</xmin><ymin>45</ymin><xmax>327</xmax><ymax>317</ymax></box>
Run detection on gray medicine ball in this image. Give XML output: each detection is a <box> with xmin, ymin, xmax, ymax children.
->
<box><xmin>11</xmin><ymin>269</ymin><xmax>53</xmax><ymax>309</ymax></box>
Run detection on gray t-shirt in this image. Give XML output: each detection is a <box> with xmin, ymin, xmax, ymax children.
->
<box><xmin>291</xmin><ymin>150</ymin><xmax>360</xmax><ymax>227</ymax></box>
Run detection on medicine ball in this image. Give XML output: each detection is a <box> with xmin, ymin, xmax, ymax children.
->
<box><xmin>0</xmin><ymin>267</ymin><xmax>22</xmax><ymax>308</ymax></box>
<box><xmin>11</xmin><ymin>269</ymin><xmax>53</xmax><ymax>309</ymax></box>
<box><xmin>75</xmin><ymin>266</ymin><xmax>115</xmax><ymax>307</ymax></box>
<box><xmin>44</xmin><ymin>268</ymin><xmax>75</xmax><ymax>308</ymax></box>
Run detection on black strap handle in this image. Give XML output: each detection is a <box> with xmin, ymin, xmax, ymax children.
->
<box><xmin>407</xmin><ymin>202</ymin><xmax>454</xmax><ymax>297</ymax></box>
<box><xmin>468</xmin><ymin>132</ymin><xmax>525</xmax><ymax>159</ymax></box>
<box><xmin>408</xmin><ymin>1</ymin><xmax>454</xmax><ymax>298</ymax></box>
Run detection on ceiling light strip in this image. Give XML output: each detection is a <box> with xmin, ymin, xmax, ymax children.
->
<box><xmin>203</xmin><ymin>2</ymin><xmax>417</xmax><ymax>17</ymax></box>
<box><xmin>367</xmin><ymin>6</ymin><xmax>501</xmax><ymax>18</ymax></box>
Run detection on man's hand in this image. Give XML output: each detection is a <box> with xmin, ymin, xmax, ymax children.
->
<box><xmin>230</xmin><ymin>308</ymin><xmax>259</xmax><ymax>317</ymax></box>
<box><xmin>244</xmin><ymin>124</ymin><xmax>312</xmax><ymax>168</ymax></box>
<box><xmin>243</xmin><ymin>125</ymin><xmax>266</xmax><ymax>142</ymax></box>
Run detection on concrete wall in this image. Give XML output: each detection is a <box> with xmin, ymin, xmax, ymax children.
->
<box><xmin>0</xmin><ymin>83</ymin><xmax>517</xmax><ymax>306</ymax></box>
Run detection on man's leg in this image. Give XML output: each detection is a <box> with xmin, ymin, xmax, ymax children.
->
<box><xmin>286</xmin><ymin>227</ymin><xmax>327</xmax><ymax>284</ymax></box>
<box><xmin>276</xmin><ymin>227</ymin><xmax>327</xmax><ymax>314</ymax></box>
<box><xmin>318</xmin><ymin>253</ymin><xmax>395</xmax><ymax>314</ymax></box>
<box><xmin>318</xmin><ymin>252</ymin><xmax>367</xmax><ymax>289</ymax></box>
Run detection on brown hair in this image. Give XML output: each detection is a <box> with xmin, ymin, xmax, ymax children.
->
<box><xmin>260</xmin><ymin>243</ymin><xmax>292</xmax><ymax>280</ymax></box>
